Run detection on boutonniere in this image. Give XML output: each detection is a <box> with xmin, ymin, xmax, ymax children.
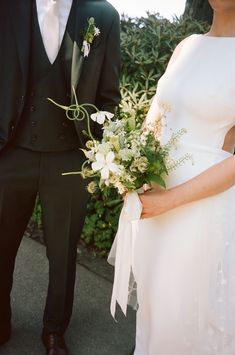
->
<box><xmin>82</xmin><ymin>17</ymin><xmax>101</xmax><ymax>58</ymax></box>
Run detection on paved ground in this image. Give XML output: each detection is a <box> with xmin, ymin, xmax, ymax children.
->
<box><xmin>0</xmin><ymin>237</ymin><xmax>136</xmax><ymax>355</ymax></box>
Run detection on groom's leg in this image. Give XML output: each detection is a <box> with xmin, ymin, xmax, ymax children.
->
<box><xmin>0</xmin><ymin>145</ymin><xmax>38</xmax><ymax>325</ymax></box>
<box><xmin>39</xmin><ymin>149</ymin><xmax>89</xmax><ymax>335</ymax></box>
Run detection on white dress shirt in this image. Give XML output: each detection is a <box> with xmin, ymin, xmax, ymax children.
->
<box><xmin>36</xmin><ymin>0</ymin><xmax>73</xmax><ymax>50</ymax></box>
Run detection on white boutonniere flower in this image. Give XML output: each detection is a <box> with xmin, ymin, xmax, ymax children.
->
<box><xmin>82</xmin><ymin>41</ymin><xmax>91</xmax><ymax>57</ymax></box>
<box><xmin>82</xmin><ymin>17</ymin><xmax>100</xmax><ymax>58</ymax></box>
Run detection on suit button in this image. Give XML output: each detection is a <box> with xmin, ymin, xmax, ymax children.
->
<box><xmin>31</xmin><ymin>135</ymin><xmax>37</xmax><ymax>142</ymax></box>
<box><xmin>10</xmin><ymin>125</ymin><xmax>15</xmax><ymax>134</ymax></box>
<box><xmin>21</xmin><ymin>95</ymin><xmax>25</xmax><ymax>100</ymax></box>
<box><xmin>62</xmin><ymin>121</ymin><xmax>68</xmax><ymax>127</ymax></box>
<box><xmin>30</xmin><ymin>105</ymin><xmax>35</xmax><ymax>112</ymax></box>
<box><xmin>31</xmin><ymin>121</ymin><xmax>37</xmax><ymax>127</ymax></box>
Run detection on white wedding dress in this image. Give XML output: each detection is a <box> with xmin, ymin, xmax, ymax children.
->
<box><xmin>109</xmin><ymin>34</ymin><xmax>235</xmax><ymax>355</ymax></box>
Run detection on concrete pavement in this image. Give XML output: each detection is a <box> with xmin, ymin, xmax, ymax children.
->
<box><xmin>0</xmin><ymin>237</ymin><xmax>136</xmax><ymax>355</ymax></box>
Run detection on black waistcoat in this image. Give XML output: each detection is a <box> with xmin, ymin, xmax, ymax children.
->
<box><xmin>14</xmin><ymin>0</ymin><xmax>79</xmax><ymax>151</ymax></box>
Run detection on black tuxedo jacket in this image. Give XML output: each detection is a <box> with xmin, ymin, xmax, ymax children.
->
<box><xmin>0</xmin><ymin>0</ymin><xmax>121</xmax><ymax>150</ymax></box>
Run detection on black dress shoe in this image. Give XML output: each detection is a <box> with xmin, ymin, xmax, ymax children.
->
<box><xmin>42</xmin><ymin>332</ymin><xmax>68</xmax><ymax>355</ymax></box>
<box><xmin>0</xmin><ymin>322</ymin><xmax>11</xmax><ymax>346</ymax></box>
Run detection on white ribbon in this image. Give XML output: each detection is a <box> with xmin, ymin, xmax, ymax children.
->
<box><xmin>108</xmin><ymin>192</ymin><xmax>142</xmax><ymax>318</ymax></box>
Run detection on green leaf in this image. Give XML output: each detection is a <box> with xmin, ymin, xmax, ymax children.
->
<box><xmin>147</xmin><ymin>174</ymin><xmax>166</xmax><ymax>188</ymax></box>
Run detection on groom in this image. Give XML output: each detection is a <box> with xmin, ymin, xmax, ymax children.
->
<box><xmin>0</xmin><ymin>0</ymin><xmax>120</xmax><ymax>354</ymax></box>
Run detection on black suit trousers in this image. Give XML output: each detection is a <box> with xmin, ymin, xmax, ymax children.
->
<box><xmin>0</xmin><ymin>144</ymin><xmax>89</xmax><ymax>334</ymax></box>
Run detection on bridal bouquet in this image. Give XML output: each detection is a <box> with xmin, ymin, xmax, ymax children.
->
<box><xmin>48</xmin><ymin>92</ymin><xmax>190</xmax><ymax>195</ymax></box>
<box><xmin>81</xmin><ymin>115</ymin><xmax>172</xmax><ymax>194</ymax></box>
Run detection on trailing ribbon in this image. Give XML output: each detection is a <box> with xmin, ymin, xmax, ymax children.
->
<box><xmin>108</xmin><ymin>192</ymin><xmax>142</xmax><ymax>318</ymax></box>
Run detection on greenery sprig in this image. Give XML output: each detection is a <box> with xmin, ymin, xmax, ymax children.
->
<box><xmin>82</xmin><ymin>17</ymin><xmax>101</xmax><ymax>57</ymax></box>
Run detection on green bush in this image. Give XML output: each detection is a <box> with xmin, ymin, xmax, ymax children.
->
<box><xmin>120</xmin><ymin>14</ymin><xmax>209</xmax><ymax>91</ymax></box>
<box><xmin>33</xmin><ymin>14</ymin><xmax>209</xmax><ymax>254</ymax></box>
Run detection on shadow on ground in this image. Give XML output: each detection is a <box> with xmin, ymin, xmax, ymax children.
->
<box><xmin>0</xmin><ymin>237</ymin><xmax>135</xmax><ymax>355</ymax></box>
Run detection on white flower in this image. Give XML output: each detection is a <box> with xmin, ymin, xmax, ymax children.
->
<box><xmin>94</xmin><ymin>27</ymin><xmax>101</xmax><ymax>36</ymax></box>
<box><xmin>119</xmin><ymin>148</ymin><xmax>133</xmax><ymax>161</ymax></box>
<box><xmin>82</xmin><ymin>40</ymin><xmax>90</xmax><ymax>57</ymax></box>
<box><xmin>87</xmin><ymin>181</ymin><xmax>98</xmax><ymax>194</ymax></box>
<box><xmin>91</xmin><ymin>151</ymin><xmax>120</xmax><ymax>180</ymax></box>
<box><xmin>81</xmin><ymin>167</ymin><xmax>94</xmax><ymax>178</ymax></box>
<box><xmin>97</xmin><ymin>142</ymin><xmax>112</xmax><ymax>155</ymax></box>
<box><xmin>90</xmin><ymin>111</ymin><xmax>114</xmax><ymax>125</ymax></box>
<box><xmin>114</xmin><ymin>182</ymin><xmax>126</xmax><ymax>195</ymax></box>
<box><xmin>109</xmin><ymin>174</ymin><xmax>119</xmax><ymax>184</ymax></box>
<box><xmin>85</xmin><ymin>140</ymin><xmax>94</xmax><ymax>149</ymax></box>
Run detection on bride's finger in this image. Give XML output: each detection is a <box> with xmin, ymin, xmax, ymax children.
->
<box><xmin>141</xmin><ymin>213</ymin><xmax>149</xmax><ymax>219</ymax></box>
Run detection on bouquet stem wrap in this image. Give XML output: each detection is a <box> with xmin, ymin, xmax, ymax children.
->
<box><xmin>108</xmin><ymin>192</ymin><xmax>142</xmax><ymax>318</ymax></box>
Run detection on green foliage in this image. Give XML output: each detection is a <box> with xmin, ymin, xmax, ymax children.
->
<box><xmin>144</xmin><ymin>132</ymin><xmax>168</xmax><ymax>189</ymax></box>
<box><xmin>82</xmin><ymin>189</ymin><xmax>122</xmax><ymax>255</ymax></box>
<box><xmin>120</xmin><ymin>13</ymin><xmax>209</xmax><ymax>93</ymax></box>
<box><xmin>33</xmin><ymin>13</ymin><xmax>209</xmax><ymax>254</ymax></box>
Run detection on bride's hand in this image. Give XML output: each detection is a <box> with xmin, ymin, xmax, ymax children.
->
<box><xmin>139</xmin><ymin>154</ymin><xmax>235</xmax><ymax>219</ymax></box>
<box><xmin>139</xmin><ymin>186</ymin><xmax>174</xmax><ymax>219</ymax></box>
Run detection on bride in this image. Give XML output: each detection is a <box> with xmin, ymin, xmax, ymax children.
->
<box><xmin>110</xmin><ymin>0</ymin><xmax>235</xmax><ymax>354</ymax></box>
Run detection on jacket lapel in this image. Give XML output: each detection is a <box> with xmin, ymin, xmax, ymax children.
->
<box><xmin>71</xmin><ymin>39</ymin><xmax>84</xmax><ymax>99</ymax></box>
<box><xmin>11</xmin><ymin>1</ymin><xmax>31</xmax><ymax>92</ymax></box>
<box><xmin>71</xmin><ymin>0</ymin><xmax>92</xmax><ymax>99</ymax></box>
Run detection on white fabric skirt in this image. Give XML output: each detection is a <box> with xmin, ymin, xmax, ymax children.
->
<box><xmin>131</xmin><ymin>143</ymin><xmax>235</xmax><ymax>355</ymax></box>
